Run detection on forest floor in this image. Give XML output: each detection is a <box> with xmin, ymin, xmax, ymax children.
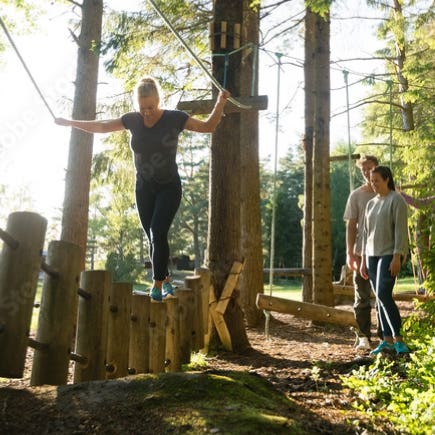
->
<box><xmin>0</xmin><ymin>301</ymin><xmax>414</xmax><ymax>434</ymax></box>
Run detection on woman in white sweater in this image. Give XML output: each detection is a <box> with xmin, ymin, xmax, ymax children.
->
<box><xmin>360</xmin><ymin>166</ymin><xmax>410</xmax><ymax>355</ymax></box>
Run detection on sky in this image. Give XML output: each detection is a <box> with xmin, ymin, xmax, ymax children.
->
<box><xmin>0</xmin><ymin>1</ymin><xmax>385</xmax><ymax>228</ymax></box>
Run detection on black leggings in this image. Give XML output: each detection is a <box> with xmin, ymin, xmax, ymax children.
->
<box><xmin>135</xmin><ymin>175</ymin><xmax>182</xmax><ymax>281</ymax></box>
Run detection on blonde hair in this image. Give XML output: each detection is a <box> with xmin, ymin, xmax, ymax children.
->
<box><xmin>135</xmin><ymin>77</ymin><xmax>161</xmax><ymax>100</ymax></box>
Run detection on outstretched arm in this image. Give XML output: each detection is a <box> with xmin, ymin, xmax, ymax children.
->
<box><xmin>55</xmin><ymin>117</ymin><xmax>125</xmax><ymax>134</ymax></box>
<box><xmin>184</xmin><ymin>90</ymin><xmax>230</xmax><ymax>133</ymax></box>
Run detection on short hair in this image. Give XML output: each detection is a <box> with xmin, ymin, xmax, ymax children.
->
<box><xmin>135</xmin><ymin>77</ymin><xmax>161</xmax><ymax>100</ymax></box>
<box><xmin>372</xmin><ymin>166</ymin><xmax>396</xmax><ymax>191</ymax></box>
<box><xmin>356</xmin><ymin>154</ymin><xmax>378</xmax><ymax>168</ymax></box>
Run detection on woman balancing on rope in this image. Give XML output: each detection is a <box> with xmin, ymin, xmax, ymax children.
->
<box><xmin>56</xmin><ymin>77</ymin><xmax>230</xmax><ymax>301</ymax></box>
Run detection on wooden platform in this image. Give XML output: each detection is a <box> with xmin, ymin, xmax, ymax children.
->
<box><xmin>177</xmin><ymin>95</ymin><xmax>268</xmax><ymax>114</ymax></box>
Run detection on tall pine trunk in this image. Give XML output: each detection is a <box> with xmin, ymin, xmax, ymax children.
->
<box><xmin>61</xmin><ymin>0</ymin><xmax>103</xmax><ymax>269</ymax></box>
<box><xmin>312</xmin><ymin>9</ymin><xmax>334</xmax><ymax>307</ymax></box>
<box><xmin>207</xmin><ymin>0</ymin><xmax>250</xmax><ymax>352</ymax></box>
<box><xmin>303</xmin><ymin>8</ymin><xmax>316</xmax><ymax>303</ymax></box>
<box><xmin>239</xmin><ymin>1</ymin><xmax>263</xmax><ymax>327</ymax></box>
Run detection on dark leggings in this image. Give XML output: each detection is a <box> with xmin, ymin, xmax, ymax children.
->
<box><xmin>135</xmin><ymin>175</ymin><xmax>182</xmax><ymax>281</ymax></box>
<box><xmin>367</xmin><ymin>255</ymin><xmax>402</xmax><ymax>338</ymax></box>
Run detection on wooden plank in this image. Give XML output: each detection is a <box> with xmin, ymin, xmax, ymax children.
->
<box><xmin>256</xmin><ymin>294</ymin><xmax>357</xmax><ymax>327</ymax></box>
<box><xmin>177</xmin><ymin>95</ymin><xmax>268</xmax><ymax>115</ymax></box>
<box><xmin>210</xmin><ymin>304</ymin><xmax>232</xmax><ymax>351</ymax></box>
<box><xmin>215</xmin><ymin>261</ymin><xmax>244</xmax><ymax>315</ymax></box>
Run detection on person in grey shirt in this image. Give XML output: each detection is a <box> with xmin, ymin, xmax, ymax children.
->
<box><xmin>56</xmin><ymin>77</ymin><xmax>230</xmax><ymax>301</ymax></box>
<box><xmin>344</xmin><ymin>155</ymin><xmax>379</xmax><ymax>350</ymax></box>
<box><xmin>360</xmin><ymin>166</ymin><xmax>410</xmax><ymax>355</ymax></box>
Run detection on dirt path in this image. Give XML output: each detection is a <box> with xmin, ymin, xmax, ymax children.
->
<box><xmin>2</xmin><ymin>302</ymin><xmax>414</xmax><ymax>434</ymax></box>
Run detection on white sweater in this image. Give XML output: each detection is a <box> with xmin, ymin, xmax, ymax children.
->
<box><xmin>363</xmin><ymin>191</ymin><xmax>409</xmax><ymax>257</ymax></box>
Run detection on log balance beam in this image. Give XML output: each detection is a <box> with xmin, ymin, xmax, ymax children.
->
<box><xmin>256</xmin><ymin>294</ymin><xmax>357</xmax><ymax>327</ymax></box>
<box><xmin>177</xmin><ymin>95</ymin><xmax>268</xmax><ymax>115</ymax></box>
<box><xmin>333</xmin><ymin>284</ymin><xmax>435</xmax><ymax>302</ymax></box>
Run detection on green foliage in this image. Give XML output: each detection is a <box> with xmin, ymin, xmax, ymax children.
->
<box><xmin>342</xmin><ymin>301</ymin><xmax>435</xmax><ymax>435</ymax></box>
<box><xmin>261</xmin><ymin>149</ymin><xmax>304</xmax><ymax>269</ymax></box>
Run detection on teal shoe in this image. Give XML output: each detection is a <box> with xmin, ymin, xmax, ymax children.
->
<box><xmin>394</xmin><ymin>341</ymin><xmax>410</xmax><ymax>354</ymax></box>
<box><xmin>150</xmin><ymin>287</ymin><xmax>162</xmax><ymax>302</ymax></box>
<box><xmin>162</xmin><ymin>281</ymin><xmax>174</xmax><ymax>298</ymax></box>
<box><xmin>370</xmin><ymin>340</ymin><xmax>394</xmax><ymax>356</ymax></box>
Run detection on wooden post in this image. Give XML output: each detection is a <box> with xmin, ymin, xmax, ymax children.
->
<box><xmin>174</xmin><ymin>288</ymin><xmax>194</xmax><ymax>364</ymax></box>
<box><xmin>0</xmin><ymin>211</ymin><xmax>47</xmax><ymax>378</ymax></box>
<box><xmin>149</xmin><ymin>301</ymin><xmax>167</xmax><ymax>373</ymax></box>
<box><xmin>73</xmin><ymin>270</ymin><xmax>111</xmax><ymax>383</ymax></box>
<box><xmin>106</xmin><ymin>282</ymin><xmax>132</xmax><ymax>379</ymax></box>
<box><xmin>195</xmin><ymin>267</ymin><xmax>211</xmax><ymax>337</ymax></box>
<box><xmin>256</xmin><ymin>294</ymin><xmax>357</xmax><ymax>327</ymax></box>
<box><xmin>220</xmin><ymin>21</ymin><xmax>227</xmax><ymax>49</ymax></box>
<box><xmin>185</xmin><ymin>275</ymin><xmax>204</xmax><ymax>351</ymax></box>
<box><xmin>165</xmin><ymin>297</ymin><xmax>181</xmax><ymax>372</ymax></box>
<box><xmin>30</xmin><ymin>240</ymin><xmax>82</xmax><ymax>386</ymax></box>
<box><xmin>129</xmin><ymin>292</ymin><xmax>150</xmax><ymax>374</ymax></box>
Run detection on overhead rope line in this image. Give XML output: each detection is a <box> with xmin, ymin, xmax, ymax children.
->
<box><xmin>147</xmin><ymin>0</ymin><xmax>251</xmax><ymax>109</ymax></box>
<box><xmin>0</xmin><ymin>16</ymin><xmax>55</xmax><ymax>120</ymax></box>
<box><xmin>264</xmin><ymin>52</ymin><xmax>283</xmax><ymax>340</ymax></box>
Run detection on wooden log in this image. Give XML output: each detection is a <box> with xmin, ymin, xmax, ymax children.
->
<box><xmin>174</xmin><ymin>288</ymin><xmax>194</xmax><ymax>364</ymax></box>
<box><xmin>128</xmin><ymin>292</ymin><xmax>150</xmax><ymax>374</ymax></box>
<box><xmin>263</xmin><ymin>268</ymin><xmax>311</xmax><ymax>277</ymax></box>
<box><xmin>0</xmin><ymin>228</ymin><xmax>19</xmax><ymax>250</ymax></box>
<box><xmin>185</xmin><ymin>275</ymin><xmax>204</xmax><ymax>351</ymax></box>
<box><xmin>195</xmin><ymin>267</ymin><xmax>211</xmax><ymax>336</ymax></box>
<box><xmin>106</xmin><ymin>282</ymin><xmax>132</xmax><ymax>379</ymax></box>
<box><xmin>329</xmin><ymin>153</ymin><xmax>360</xmax><ymax>162</ymax></box>
<box><xmin>202</xmin><ymin>285</ymin><xmax>216</xmax><ymax>353</ymax></box>
<box><xmin>177</xmin><ymin>95</ymin><xmax>268</xmax><ymax>115</ymax></box>
<box><xmin>0</xmin><ymin>211</ymin><xmax>47</xmax><ymax>378</ymax></box>
<box><xmin>165</xmin><ymin>296</ymin><xmax>181</xmax><ymax>372</ymax></box>
<box><xmin>256</xmin><ymin>294</ymin><xmax>357</xmax><ymax>327</ymax></box>
<box><xmin>149</xmin><ymin>301</ymin><xmax>166</xmax><ymax>374</ymax></box>
<box><xmin>30</xmin><ymin>240</ymin><xmax>82</xmax><ymax>386</ymax></box>
<box><xmin>73</xmin><ymin>270</ymin><xmax>111</xmax><ymax>383</ymax></box>
<box><xmin>332</xmin><ymin>285</ymin><xmax>434</xmax><ymax>302</ymax></box>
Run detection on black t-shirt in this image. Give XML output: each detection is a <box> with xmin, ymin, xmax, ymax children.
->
<box><xmin>121</xmin><ymin>110</ymin><xmax>189</xmax><ymax>183</ymax></box>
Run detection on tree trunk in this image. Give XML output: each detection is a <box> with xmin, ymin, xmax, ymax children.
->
<box><xmin>207</xmin><ymin>0</ymin><xmax>250</xmax><ymax>352</ymax></box>
<box><xmin>239</xmin><ymin>1</ymin><xmax>263</xmax><ymax>327</ymax></box>
<box><xmin>392</xmin><ymin>0</ymin><xmax>414</xmax><ymax>131</ymax></box>
<box><xmin>312</xmin><ymin>10</ymin><xmax>334</xmax><ymax>307</ymax></box>
<box><xmin>303</xmin><ymin>8</ymin><xmax>316</xmax><ymax>303</ymax></box>
<box><xmin>61</xmin><ymin>0</ymin><xmax>103</xmax><ymax>269</ymax></box>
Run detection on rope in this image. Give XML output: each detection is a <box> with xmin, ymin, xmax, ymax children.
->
<box><xmin>147</xmin><ymin>0</ymin><xmax>252</xmax><ymax>109</ymax></box>
<box><xmin>0</xmin><ymin>16</ymin><xmax>55</xmax><ymax>120</ymax></box>
<box><xmin>264</xmin><ymin>53</ymin><xmax>283</xmax><ymax>340</ymax></box>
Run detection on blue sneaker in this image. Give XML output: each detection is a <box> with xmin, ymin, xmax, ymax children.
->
<box><xmin>150</xmin><ymin>287</ymin><xmax>162</xmax><ymax>302</ymax></box>
<box><xmin>162</xmin><ymin>281</ymin><xmax>174</xmax><ymax>298</ymax></box>
<box><xmin>370</xmin><ymin>340</ymin><xmax>395</xmax><ymax>356</ymax></box>
<box><xmin>394</xmin><ymin>341</ymin><xmax>410</xmax><ymax>354</ymax></box>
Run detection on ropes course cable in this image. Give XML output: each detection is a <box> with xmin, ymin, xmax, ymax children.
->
<box><xmin>0</xmin><ymin>16</ymin><xmax>56</xmax><ymax>120</ymax></box>
<box><xmin>147</xmin><ymin>0</ymin><xmax>252</xmax><ymax>109</ymax></box>
<box><xmin>264</xmin><ymin>53</ymin><xmax>283</xmax><ymax>340</ymax></box>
